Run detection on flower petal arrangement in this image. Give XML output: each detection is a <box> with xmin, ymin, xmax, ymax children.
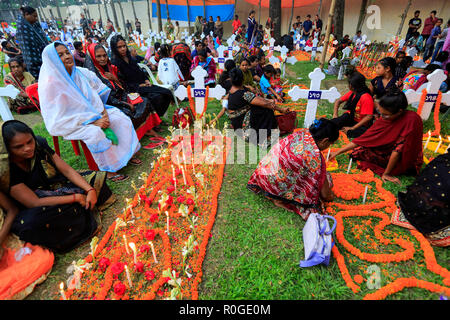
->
<box><xmin>61</xmin><ymin>128</ymin><xmax>231</xmax><ymax>300</ymax></box>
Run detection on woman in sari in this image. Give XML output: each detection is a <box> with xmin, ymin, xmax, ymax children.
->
<box><xmin>171</xmin><ymin>43</ymin><xmax>192</xmax><ymax>81</ymax></box>
<box><xmin>248</xmin><ymin>119</ymin><xmax>338</xmax><ymax>220</ymax></box>
<box><xmin>110</xmin><ymin>35</ymin><xmax>173</xmax><ymax>119</ymax></box>
<box><xmin>0</xmin><ymin>120</ymin><xmax>115</xmax><ymax>253</ymax></box>
<box><xmin>247</xmin><ymin>10</ymin><xmax>257</xmax><ymax>45</ymax></box>
<box><xmin>215</xmin><ymin>16</ymin><xmax>224</xmax><ymax>40</ymax></box>
<box><xmin>190</xmin><ymin>49</ymin><xmax>217</xmax><ymax>86</ymax></box>
<box><xmin>330</xmin><ymin>88</ymin><xmax>423</xmax><ymax>184</ymax></box>
<box><xmin>3</xmin><ymin>58</ymin><xmax>37</xmax><ymax>114</ymax></box>
<box><xmin>164</xmin><ymin>18</ymin><xmax>175</xmax><ymax>39</ymax></box>
<box><xmin>15</xmin><ymin>6</ymin><xmax>49</xmax><ymax>79</ymax></box>
<box><xmin>227</xmin><ymin>68</ymin><xmax>286</xmax><ymax>144</ymax></box>
<box><xmin>84</xmin><ymin>43</ymin><xmax>161</xmax><ymax>140</ymax></box>
<box><xmin>39</xmin><ymin>41</ymin><xmax>142</xmax><ymax>182</ymax></box>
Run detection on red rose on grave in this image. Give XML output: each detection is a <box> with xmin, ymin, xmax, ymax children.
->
<box><xmin>175</xmin><ymin>168</ymin><xmax>182</xmax><ymax>176</ymax></box>
<box><xmin>135</xmin><ymin>261</ymin><xmax>145</xmax><ymax>273</ymax></box>
<box><xmin>186</xmin><ymin>198</ymin><xmax>194</xmax><ymax>206</ymax></box>
<box><xmin>113</xmin><ymin>281</ymin><xmax>126</xmax><ymax>296</ymax></box>
<box><xmin>98</xmin><ymin>257</ymin><xmax>111</xmax><ymax>272</ymax></box>
<box><xmin>166</xmin><ymin>195</ymin><xmax>173</xmax><ymax>205</ymax></box>
<box><xmin>111</xmin><ymin>262</ymin><xmax>124</xmax><ymax>276</ymax></box>
<box><xmin>145</xmin><ymin>229</ymin><xmax>156</xmax><ymax>241</ymax></box>
<box><xmin>177</xmin><ymin>196</ymin><xmax>186</xmax><ymax>203</ymax></box>
<box><xmin>157</xmin><ymin>289</ymin><xmax>164</xmax><ymax>296</ymax></box>
<box><xmin>149</xmin><ymin>213</ymin><xmax>159</xmax><ymax>223</ymax></box>
<box><xmin>139</xmin><ymin>194</ymin><xmax>147</xmax><ymax>202</ymax></box>
<box><xmin>140</xmin><ymin>244</ymin><xmax>150</xmax><ymax>253</ymax></box>
<box><xmin>167</xmin><ymin>185</ymin><xmax>175</xmax><ymax>193</ymax></box>
<box><xmin>145</xmin><ymin>270</ymin><xmax>155</xmax><ymax>281</ymax></box>
<box><xmin>145</xmin><ymin>198</ymin><xmax>152</xmax><ymax>206</ymax></box>
<box><xmin>164</xmin><ymin>277</ymin><xmax>170</xmax><ymax>283</ymax></box>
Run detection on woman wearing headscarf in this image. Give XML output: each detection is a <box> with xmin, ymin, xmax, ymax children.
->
<box><xmin>15</xmin><ymin>6</ymin><xmax>49</xmax><ymax>78</ymax></box>
<box><xmin>0</xmin><ymin>120</ymin><xmax>115</xmax><ymax>253</ymax></box>
<box><xmin>84</xmin><ymin>43</ymin><xmax>162</xmax><ymax>141</ymax></box>
<box><xmin>38</xmin><ymin>42</ymin><xmax>141</xmax><ymax>182</ymax></box>
<box><xmin>110</xmin><ymin>35</ymin><xmax>173</xmax><ymax>120</ymax></box>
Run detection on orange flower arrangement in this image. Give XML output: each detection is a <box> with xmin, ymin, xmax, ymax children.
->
<box><xmin>61</xmin><ymin>130</ymin><xmax>232</xmax><ymax>300</ymax></box>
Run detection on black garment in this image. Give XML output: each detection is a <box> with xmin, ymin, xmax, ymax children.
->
<box><xmin>111</xmin><ymin>54</ymin><xmax>172</xmax><ymax>117</ymax></box>
<box><xmin>281</xmin><ymin>34</ymin><xmax>294</xmax><ymax>52</ymax></box>
<box><xmin>9</xmin><ymin>137</ymin><xmax>112</xmax><ymax>253</ymax></box>
<box><xmin>330</xmin><ymin>113</ymin><xmax>369</xmax><ymax>139</ymax></box>
<box><xmin>370</xmin><ymin>76</ymin><xmax>398</xmax><ymax>99</ymax></box>
<box><xmin>5</xmin><ymin>46</ymin><xmax>20</xmax><ymax>59</ymax></box>
<box><xmin>133</xmin><ymin>54</ymin><xmax>145</xmax><ymax>63</ymax></box>
<box><xmin>406</xmin><ymin>18</ymin><xmax>422</xmax><ymax>39</ymax></box>
<box><xmin>228</xmin><ymin>88</ymin><xmax>277</xmax><ymax>143</ymax></box>
<box><xmin>398</xmin><ymin>153</ymin><xmax>449</xmax><ymax>236</ymax></box>
<box><xmin>316</xmin><ymin>19</ymin><xmax>323</xmax><ymax>30</ymax></box>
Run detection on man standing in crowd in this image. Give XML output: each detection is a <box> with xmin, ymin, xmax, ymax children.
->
<box><xmin>302</xmin><ymin>14</ymin><xmax>312</xmax><ymax>41</ymax></box>
<box><xmin>314</xmin><ymin>14</ymin><xmax>322</xmax><ymax>35</ymax></box>
<box><xmin>135</xmin><ymin>18</ymin><xmax>142</xmax><ymax>35</ymax></box>
<box><xmin>406</xmin><ymin>10</ymin><xmax>422</xmax><ymax>42</ymax></box>
<box><xmin>421</xmin><ymin>10</ymin><xmax>438</xmax><ymax>48</ymax></box>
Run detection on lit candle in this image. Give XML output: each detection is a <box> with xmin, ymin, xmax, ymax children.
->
<box><xmin>149</xmin><ymin>241</ymin><xmax>158</xmax><ymax>263</ymax></box>
<box><xmin>123</xmin><ymin>235</ymin><xmax>130</xmax><ymax>255</ymax></box>
<box><xmin>424</xmin><ymin>130</ymin><xmax>431</xmax><ymax>150</ymax></box>
<box><xmin>346</xmin><ymin>158</ymin><xmax>353</xmax><ymax>174</ymax></box>
<box><xmin>172</xmin><ymin>165</ymin><xmax>177</xmax><ymax>191</ymax></box>
<box><xmin>434</xmin><ymin>135</ymin><xmax>442</xmax><ymax>153</ymax></box>
<box><xmin>59</xmin><ymin>282</ymin><xmax>67</xmax><ymax>300</ymax></box>
<box><xmin>124</xmin><ymin>265</ymin><xmax>133</xmax><ymax>288</ymax></box>
<box><xmin>326</xmin><ymin>148</ymin><xmax>331</xmax><ymax>162</ymax></box>
<box><xmin>129</xmin><ymin>205</ymin><xmax>135</xmax><ymax>219</ymax></box>
<box><xmin>181</xmin><ymin>166</ymin><xmax>187</xmax><ymax>185</ymax></box>
<box><xmin>128</xmin><ymin>242</ymin><xmax>137</xmax><ymax>264</ymax></box>
<box><xmin>165</xmin><ymin>211</ymin><xmax>170</xmax><ymax>235</ymax></box>
<box><xmin>362</xmin><ymin>186</ymin><xmax>368</xmax><ymax>204</ymax></box>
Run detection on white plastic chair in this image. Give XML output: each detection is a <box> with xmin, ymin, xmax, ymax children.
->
<box><xmin>137</xmin><ymin>63</ymin><xmax>179</xmax><ymax>109</ymax></box>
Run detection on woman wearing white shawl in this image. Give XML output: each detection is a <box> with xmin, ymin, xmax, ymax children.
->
<box><xmin>38</xmin><ymin>41</ymin><xmax>141</xmax><ymax>181</ymax></box>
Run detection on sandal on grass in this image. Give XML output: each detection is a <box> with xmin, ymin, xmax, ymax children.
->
<box><xmin>107</xmin><ymin>174</ymin><xmax>129</xmax><ymax>182</ymax></box>
<box><xmin>143</xmin><ymin>141</ymin><xmax>165</xmax><ymax>150</ymax></box>
<box><xmin>129</xmin><ymin>157</ymin><xmax>143</xmax><ymax>166</ymax></box>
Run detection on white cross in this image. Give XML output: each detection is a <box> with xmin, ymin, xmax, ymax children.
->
<box><xmin>404</xmin><ymin>69</ymin><xmax>450</xmax><ymax>120</ymax></box>
<box><xmin>305</xmin><ymin>38</ymin><xmax>322</xmax><ymax>61</ymax></box>
<box><xmin>288</xmin><ymin>68</ymin><xmax>341</xmax><ymax>128</ymax></box>
<box><xmin>174</xmin><ymin>66</ymin><xmax>226</xmax><ymax>115</ymax></box>
<box><xmin>263</xmin><ymin>38</ymin><xmax>276</xmax><ymax>55</ymax></box>
<box><xmin>337</xmin><ymin>46</ymin><xmax>353</xmax><ymax>80</ymax></box>
<box><xmin>295</xmin><ymin>34</ymin><xmax>302</xmax><ymax>50</ymax></box>
<box><xmin>286</xmin><ymin>55</ymin><xmax>298</xmax><ymax>65</ymax></box>
<box><xmin>226</xmin><ymin>37</ymin><xmax>239</xmax><ymax>60</ymax></box>
<box><xmin>280</xmin><ymin>46</ymin><xmax>289</xmax><ymax>60</ymax></box>
<box><xmin>0</xmin><ymin>85</ymin><xmax>19</xmax><ymax>121</ymax></box>
<box><xmin>215</xmin><ymin>45</ymin><xmax>227</xmax><ymax>70</ymax></box>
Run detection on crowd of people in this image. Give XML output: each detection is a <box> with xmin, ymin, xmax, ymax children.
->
<box><xmin>0</xmin><ymin>5</ymin><xmax>449</xmax><ymax>299</ymax></box>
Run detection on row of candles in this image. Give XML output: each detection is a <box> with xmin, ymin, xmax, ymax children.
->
<box><xmin>423</xmin><ymin>132</ymin><xmax>450</xmax><ymax>153</ymax></box>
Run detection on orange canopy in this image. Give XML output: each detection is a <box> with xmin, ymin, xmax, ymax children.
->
<box><xmin>244</xmin><ymin>0</ymin><xmax>320</xmax><ymax>8</ymax></box>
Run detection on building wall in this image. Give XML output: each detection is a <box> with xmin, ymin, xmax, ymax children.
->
<box><xmin>37</xmin><ymin>0</ymin><xmax>449</xmax><ymax>43</ymax></box>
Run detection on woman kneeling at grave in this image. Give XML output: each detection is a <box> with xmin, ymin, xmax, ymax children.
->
<box><xmin>0</xmin><ymin>120</ymin><xmax>115</xmax><ymax>253</ymax></box>
<box><xmin>247</xmin><ymin>119</ymin><xmax>339</xmax><ymax>220</ymax></box>
<box><xmin>330</xmin><ymin>88</ymin><xmax>423</xmax><ymax>184</ymax></box>
<box><xmin>331</xmin><ymin>71</ymin><xmax>374</xmax><ymax>138</ymax></box>
<box><xmin>226</xmin><ymin>68</ymin><xmax>287</xmax><ymax>144</ymax></box>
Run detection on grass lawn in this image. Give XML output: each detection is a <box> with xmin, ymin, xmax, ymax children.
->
<box><xmin>17</xmin><ymin>58</ymin><xmax>450</xmax><ymax>300</ymax></box>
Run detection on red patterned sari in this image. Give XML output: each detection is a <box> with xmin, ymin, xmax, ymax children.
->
<box><xmin>247</xmin><ymin>129</ymin><xmax>327</xmax><ymax>220</ymax></box>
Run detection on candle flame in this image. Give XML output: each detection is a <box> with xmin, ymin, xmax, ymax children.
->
<box><xmin>128</xmin><ymin>242</ymin><xmax>136</xmax><ymax>251</ymax></box>
<box><xmin>60</xmin><ymin>282</ymin><xmax>64</xmax><ymax>290</ymax></box>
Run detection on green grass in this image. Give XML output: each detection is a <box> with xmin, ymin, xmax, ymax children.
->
<box><xmin>21</xmin><ymin>58</ymin><xmax>450</xmax><ymax>300</ymax></box>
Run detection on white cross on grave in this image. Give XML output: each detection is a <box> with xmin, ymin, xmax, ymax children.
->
<box><xmin>337</xmin><ymin>46</ymin><xmax>353</xmax><ymax>80</ymax></box>
<box><xmin>286</xmin><ymin>55</ymin><xmax>298</xmax><ymax>65</ymax></box>
<box><xmin>215</xmin><ymin>45</ymin><xmax>227</xmax><ymax>70</ymax></box>
<box><xmin>264</xmin><ymin>38</ymin><xmax>276</xmax><ymax>55</ymax></box>
<box><xmin>174</xmin><ymin>66</ymin><xmax>226</xmax><ymax>115</ymax></box>
<box><xmin>288</xmin><ymin>68</ymin><xmax>341</xmax><ymax>128</ymax></box>
<box><xmin>226</xmin><ymin>37</ymin><xmax>239</xmax><ymax>60</ymax></box>
<box><xmin>404</xmin><ymin>69</ymin><xmax>450</xmax><ymax>120</ymax></box>
<box><xmin>0</xmin><ymin>85</ymin><xmax>19</xmax><ymax>121</ymax></box>
<box><xmin>305</xmin><ymin>38</ymin><xmax>322</xmax><ymax>61</ymax></box>
<box><xmin>280</xmin><ymin>46</ymin><xmax>289</xmax><ymax>60</ymax></box>
<box><xmin>406</xmin><ymin>47</ymin><xmax>418</xmax><ymax>58</ymax></box>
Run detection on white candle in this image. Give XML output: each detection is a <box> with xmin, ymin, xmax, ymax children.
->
<box><xmin>124</xmin><ymin>265</ymin><xmax>133</xmax><ymax>288</ymax></box>
<box><xmin>363</xmin><ymin>186</ymin><xmax>368</xmax><ymax>204</ymax></box>
<box><xmin>149</xmin><ymin>241</ymin><xmax>158</xmax><ymax>263</ymax></box>
<box><xmin>181</xmin><ymin>166</ymin><xmax>187</xmax><ymax>185</ymax></box>
<box><xmin>172</xmin><ymin>165</ymin><xmax>177</xmax><ymax>191</ymax></box>
<box><xmin>165</xmin><ymin>211</ymin><xmax>170</xmax><ymax>235</ymax></box>
<box><xmin>424</xmin><ymin>131</ymin><xmax>431</xmax><ymax>150</ymax></box>
<box><xmin>123</xmin><ymin>235</ymin><xmax>130</xmax><ymax>255</ymax></box>
<box><xmin>129</xmin><ymin>206</ymin><xmax>135</xmax><ymax>219</ymax></box>
<box><xmin>346</xmin><ymin>158</ymin><xmax>353</xmax><ymax>174</ymax></box>
<box><xmin>59</xmin><ymin>282</ymin><xmax>67</xmax><ymax>300</ymax></box>
<box><xmin>434</xmin><ymin>135</ymin><xmax>442</xmax><ymax>153</ymax></box>
<box><xmin>326</xmin><ymin>148</ymin><xmax>331</xmax><ymax>162</ymax></box>
<box><xmin>128</xmin><ymin>242</ymin><xmax>137</xmax><ymax>264</ymax></box>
